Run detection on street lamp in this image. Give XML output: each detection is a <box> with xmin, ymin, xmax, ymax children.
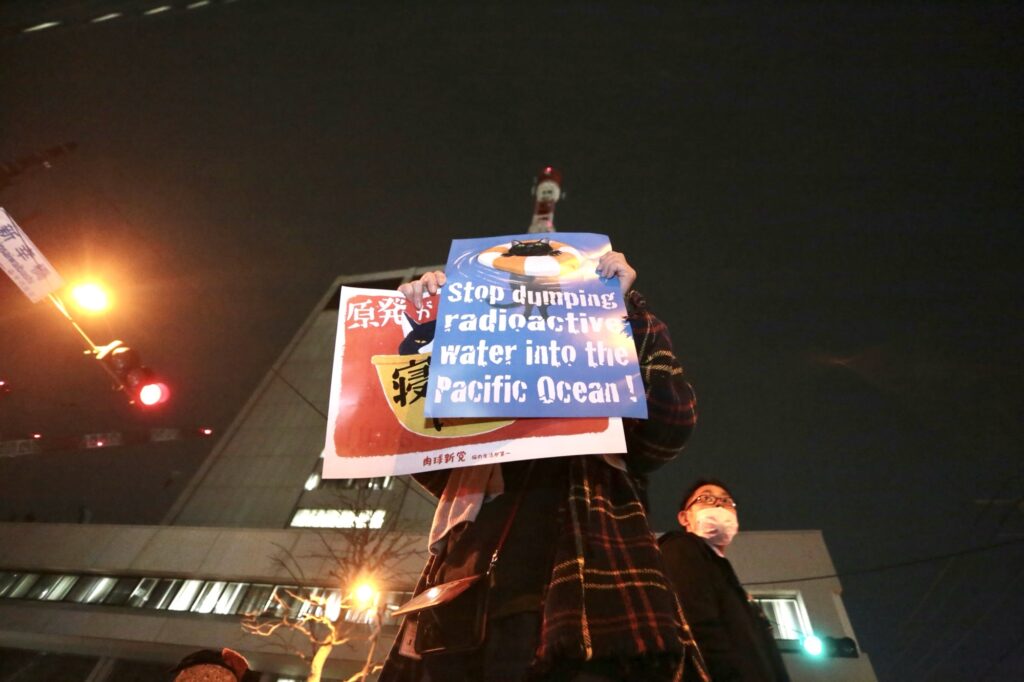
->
<box><xmin>68</xmin><ymin>281</ymin><xmax>111</xmax><ymax>314</ymax></box>
<box><xmin>351</xmin><ymin>580</ymin><xmax>379</xmax><ymax>611</ymax></box>
<box><xmin>349</xmin><ymin>578</ymin><xmax>384</xmax><ymax>682</ymax></box>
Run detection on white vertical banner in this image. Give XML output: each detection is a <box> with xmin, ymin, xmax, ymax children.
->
<box><xmin>0</xmin><ymin>208</ymin><xmax>64</xmax><ymax>303</ymax></box>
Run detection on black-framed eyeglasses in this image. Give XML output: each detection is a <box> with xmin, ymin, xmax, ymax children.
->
<box><xmin>686</xmin><ymin>493</ymin><xmax>737</xmax><ymax>510</ymax></box>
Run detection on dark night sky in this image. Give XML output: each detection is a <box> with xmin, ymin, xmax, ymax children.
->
<box><xmin>2</xmin><ymin>2</ymin><xmax>1023</xmax><ymax>679</ymax></box>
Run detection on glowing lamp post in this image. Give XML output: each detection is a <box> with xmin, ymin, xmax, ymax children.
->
<box><xmin>69</xmin><ymin>281</ymin><xmax>111</xmax><ymax>314</ymax></box>
<box><xmin>350</xmin><ymin>578</ymin><xmax>384</xmax><ymax>680</ymax></box>
<box><xmin>351</xmin><ymin>579</ymin><xmax>380</xmax><ymax>613</ymax></box>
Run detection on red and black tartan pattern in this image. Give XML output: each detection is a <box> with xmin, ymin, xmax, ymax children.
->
<box><xmin>535</xmin><ymin>292</ymin><xmax>708</xmax><ymax>680</ymax></box>
<box><xmin>385</xmin><ymin>291</ymin><xmax>707</xmax><ymax>681</ymax></box>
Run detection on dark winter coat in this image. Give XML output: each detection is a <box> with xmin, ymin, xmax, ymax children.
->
<box><xmin>658</xmin><ymin>531</ymin><xmax>791</xmax><ymax>682</ymax></box>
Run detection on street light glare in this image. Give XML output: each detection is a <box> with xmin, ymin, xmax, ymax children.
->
<box><xmin>70</xmin><ymin>283</ymin><xmax>110</xmax><ymax>313</ymax></box>
<box><xmin>352</xmin><ymin>581</ymin><xmax>378</xmax><ymax>608</ymax></box>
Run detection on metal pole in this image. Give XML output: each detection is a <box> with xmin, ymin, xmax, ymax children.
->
<box><xmin>47</xmin><ymin>292</ymin><xmax>124</xmax><ymax>387</ymax></box>
<box><xmin>47</xmin><ymin>292</ymin><xmax>101</xmax><ymax>352</ymax></box>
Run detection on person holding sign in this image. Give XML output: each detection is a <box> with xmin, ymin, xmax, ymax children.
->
<box><xmin>380</xmin><ymin>251</ymin><xmax>708</xmax><ymax>682</ymax></box>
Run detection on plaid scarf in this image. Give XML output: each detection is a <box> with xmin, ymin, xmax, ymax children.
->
<box><xmin>535</xmin><ymin>292</ymin><xmax>708</xmax><ymax>680</ymax></box>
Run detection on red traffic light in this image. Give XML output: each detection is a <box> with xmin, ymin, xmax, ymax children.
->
<box><xmin>138</xmin><ymin>381</ymin><xmax>170</xmax><ymax>406</ymax></box>
<box><xmin>96</xmin><ymin>341</ymin><xmax>170</xmax><ymax>408</ymax></box>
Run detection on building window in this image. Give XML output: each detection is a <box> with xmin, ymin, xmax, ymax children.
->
<box><xmin>367</xmin><ymin>476</ymin><xmax>393</xmax><ymax>490</ymax></box>
<box><xmin>214</xmin><ymin>582</ymin><xmax>250</xmax><ymax>615</ymax></box>
<box><xmin>125</xmin><ymin>578</ymin><xmax>159</xmax><ymax>608</ymax></box>
<box><xmin>283</xmin><ymin>587</ymin><xmax>310</xmax><ymax>619</ymax></box>
<box><xmin>169</xmin><ymin>580</ymin><xmax>205</xmax><ymax>611</ymax></box>
<box><xmin>751</xmin><ymin>594</ymin><xmax>813</xmax><ymax>640</ymax></box>
<box><xmin>290</xmin><ymin>508</ymin><xmax>386</xmax><ymax>529</ymax></box>
<box><xmin>148</xmin><ymin>579</ymin><xmax>184</xmax><ymax>610</ymax></box>
<box><xmin>26</xmin><ymin>574</ymin><xmax>78</xmax><ymax>601</ymax></box>
<box><xmin>1</xmin><ymin>573</ymin><xmax>40</xmax><ymax>599</ymax></box>
<box><xmin>0</xmin><ymin>572</ymin><xmax>39</xmax><ymax>599</ymax></box>
<box><xmin>0</xmin><ymin>573</ymin><xmax>15</xmax><ymax>597</ymax></box>
<box><xmin>66</xmin><ymin>576</ymin><xmax>117</xmax><ymax>604</ymax></box>
<box><xmin>236</xmin><ymin>584</ymin><xmax>276</xmax><ymax>615</ymax></box>
<box><xmin>320</xmin><ymin>476</ymin><xmax>393</xmax><ymax>491</ymax></box>
<box><xmin>103</xmin><ymin>577</ymin><xmax>143</xmax><ymax>606</ymax></box>
<box><xmin>190</xmin><ymin>581</ymin><xmax>228</xmax><ymax>614</ymax></box>
<box><xmin>0</xmin><ymin>569</ymin><xmax>413</xmax><ymax>627</ymax></box>
<box><xmin>297</xmin><ymin>587</ymin><xmax>341</xmax><ymax>620</ymax></box>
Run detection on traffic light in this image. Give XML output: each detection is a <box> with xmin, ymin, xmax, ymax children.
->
<box><xmin>802</xmin><ymin>634</ymin><xmax>859</xmax><ymax>659</ymax></box>
<box><xmin>95</xmin><ymin>340</ymin><xmax>170</xmax><ymax>407</ymax></box>
<box><xmin>825</xmin><ymin>636</ymin><xmax>859</xmax><ymax>658</ymax></box>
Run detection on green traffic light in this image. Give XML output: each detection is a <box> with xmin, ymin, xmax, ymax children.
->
<box><xmin>802</xmin><ymin>635</ymin><xmax>824</xmax><ymax>657</ymax></box>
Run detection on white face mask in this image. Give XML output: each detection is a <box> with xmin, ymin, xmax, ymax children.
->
<box><xmin>691</xmin><ymin>507</ymin><xmax>739</xmax><ymax>549</ymax></box>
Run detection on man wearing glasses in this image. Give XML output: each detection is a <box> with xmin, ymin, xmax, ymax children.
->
<box><xmin>659</xmin><ymin>480</ymin><xmax>791</xmax><ymax>682</ymax></box>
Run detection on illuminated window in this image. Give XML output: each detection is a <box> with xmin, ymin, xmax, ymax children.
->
<box><xmin>149</xmin><ymin>579</ymin><xmax>184</xmax><ymax>610</ymax></box>
<box><xmin>298</xmin><ymin>587</ymin><xmax>341</xmax><ymax>619</ymax></box>
<box><xmin>0</xmin><ymin>570</ymin><xmax>413</xmax><ymax>626</ymax></box>
<box><xmin>23</xmin><ymin>22</ymin><xmax>61</xmax><ymax>33</ymax></box>
<box><xmin>0</xmin><ymin>573</ymin><xmax>40</xmax><ymax>599</ymax></box>
<box><xmin>125</xmin><ymin>578</ymin><xmax>159</xmax><ymax>608</ymax></box>
<box><xmin>0</xmin><ymin>573</ymin><xmax>15</xmax><ymax>596</ymax></box>
<box><xmin>103</xmin><ymin>577</ymin><xmax>143</xmax><ymax>606</ymax></box>
<box><xmin>751</xmin><ymin>594</ymin><xmax>813</xmax><ymax>640</ymax></box>
<box><xmin>236</xmin><ymin>584</ymin><xmax>276</xmax><ymax>615</ymax></box>
<box><xmin>66</xmin><ymin>576</ymin><xmax>117</xmax><ymax>604</ymax></box>
<box><xmin>27</xmin><ymin>574</ymin><xmax>78</xmax><ymax>601</ymax></box>
<box><xmin>191</xmin><ymin>581</ymin><xmax>228</xmax><ymax>614</ymax></box>
<box><xmin>269</xmin><ymin>586</ymin><xmax>306</xmax><ymax>618</ymax></box>
<box><xmin>290</xmin><ymin>509</ymin><xmax>386</xmax><ymax>529</ymax></box>
<box><xmin>214</xmin><ymin>582</ymin><xmax>250</xmax><ymax>614</ymax></box>
<box><xmin>169</xmin><ymin>580</ymin><xmax>204</xmax><ymax>611</ymax></box>
<box><xmin>324</xmin><ymin>476</ymin><xmax>393</xmax><ymax>490</ymax></box>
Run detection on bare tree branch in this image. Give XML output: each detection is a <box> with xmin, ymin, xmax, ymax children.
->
<box><xmin>241</xmin><ymin>480</ymin><xmax>427</xmax><ymax>682</ymax></box>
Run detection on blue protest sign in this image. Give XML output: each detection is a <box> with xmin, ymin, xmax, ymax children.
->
<box><xmin>424</xmin><ymin>233</ymin><xmax>648</xmax><ymax>419</ymax></box>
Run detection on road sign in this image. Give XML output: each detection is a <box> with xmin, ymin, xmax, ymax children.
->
<box><xmin>0</xmin><ymin>208</ymin><xmax>64</xmax><ymax>302</ymax></box>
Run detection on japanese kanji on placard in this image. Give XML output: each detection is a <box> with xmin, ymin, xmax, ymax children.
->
<box><xmin>0</xmin><ymin>208</ymin><xmax>64</xmax><ymax>303</ymax></box>
<box><xmin>322</xmin><ymin>286</ymin><xmax>625</xmax><ymax>478</ymax></box>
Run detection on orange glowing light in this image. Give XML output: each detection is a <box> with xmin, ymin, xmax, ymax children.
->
<box><xmin>69</xmin><ymin>282</ymin><xmax>111</xmax><ymax>313</ymax></box>
<box><xmin>351</xmin><ymin>580</ymin><xmax>379</xmax><ymax>609</ymax></box>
